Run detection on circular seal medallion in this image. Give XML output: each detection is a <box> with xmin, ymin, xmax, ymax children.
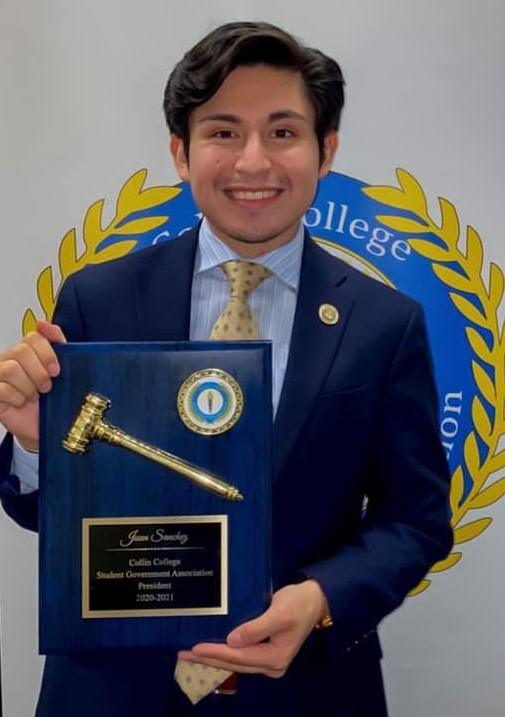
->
<box><xmin>177</xmin><ymin>368</ymin><xmax>243</xmax><ymax>435</ymax></box>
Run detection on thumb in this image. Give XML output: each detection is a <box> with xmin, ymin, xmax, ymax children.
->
<box><xmin>227</xmin><ymin>607</ymin><xmax>279</xmax><ymax>648</ymax></box>
<box><xmin>35</xmin><ymin>320</ymin><xmax>67</xmax><ymax>344</ymax></box>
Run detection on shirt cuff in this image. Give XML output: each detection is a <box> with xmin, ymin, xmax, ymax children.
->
<box><xmin>11</xmin><ymin>436</ymin><xmax>39</xmax><ymax>493</ymax></box>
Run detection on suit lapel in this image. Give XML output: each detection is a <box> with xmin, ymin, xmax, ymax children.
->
<box><xmin>133</xmin><ymin>229</ymin><xmax>199</xmax><ymax>341</ymax></box>
<box><xmin>273</xmin><ymin>236</ymin><xmax>354</xmax><ymax>477</ymax></box>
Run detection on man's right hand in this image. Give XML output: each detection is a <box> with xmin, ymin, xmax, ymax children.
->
<box><xmin>0</xmin><ymin>321</ymin><xmax>66</xmax><ymax>451</ymax></box>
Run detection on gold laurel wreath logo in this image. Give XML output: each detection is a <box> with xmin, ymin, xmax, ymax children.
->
<box><xmin>24</xmin><ymin>167</ymin><xmax>503</xmax><ymax>596</ymax></box>
<box><xmin>364</xmin><ymin>169</ymin><xmax>505</xmax><ymax>595</ymax></box>
<box><xmin>22</xmin><ymin>169</ymin><xmax>180</xmax><ymax>332</ymax></box>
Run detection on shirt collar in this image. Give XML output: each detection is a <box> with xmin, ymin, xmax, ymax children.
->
<box><xmin>194</xmin><ymin>218</ymin><xmax>304</xmax><ymax>291</ymax></box>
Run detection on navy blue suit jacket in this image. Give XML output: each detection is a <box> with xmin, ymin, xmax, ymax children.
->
<box><xmin>0</xmin><ymin>228</ymin><xmax>452</xmax><ymax>716</ymax></box>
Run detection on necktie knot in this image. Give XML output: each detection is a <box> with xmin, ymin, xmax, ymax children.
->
<box><xmin>209</xmin><ymin>260</ymin><xmax>272</xmax><ymax>340</ymax></box>
<box><xmin>220</xmin><ymin>260</ymin><xmax>272</xmax><ymax>301</ymax></box>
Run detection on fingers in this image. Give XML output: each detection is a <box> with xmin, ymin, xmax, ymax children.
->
<box><xmin>2</xmin><ymin>335</ymin><xmax>57</xmax><ymax>395</ymax></box>
<box><xmin>35</xmin><ymin>320</ymin><xmax>67</xmax><ymax>345</ymax></box>
<box><xmin>178</xmin><ymin>644</ymin><xmax>286</xmax><ymax>678</ymax></box>
<box><xmin>0</xmin><ymin>324</ymin><xmax>65</xmax><ymax>406</ymax></box>
<box><xmin>227</xmin><ymin>608</ymin><xmax>286</xmax><ymax>648</ymax></box>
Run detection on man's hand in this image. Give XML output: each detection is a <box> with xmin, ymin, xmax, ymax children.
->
<box><xmin>177</xmin><ymin>580</ymin><xmax>329</xmax><ymax>678</ymax></box>
<box><xmin>0</xmin><ymin>321</ymin><xmax>66</xmax><ymax>449</ymax></box>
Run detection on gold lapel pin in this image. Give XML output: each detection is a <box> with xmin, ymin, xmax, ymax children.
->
<box><xmin>318</xmin><ymin>303</ymin><xmax>339</xmax><ymax>326</ymax></box>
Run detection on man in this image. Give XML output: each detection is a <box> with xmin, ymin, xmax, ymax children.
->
<box><xmin>0</xmin><ymin>21</ymin><xmax>452</xmax><ymax>717</ymax></box>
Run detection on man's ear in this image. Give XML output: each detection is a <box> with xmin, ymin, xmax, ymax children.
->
<box><xmin>170</xmin><ymin>135</ymin><xmax>190</xmax><ymax>181</ymax></box>
<box><xmin>318</xmin><ymin>131</ymin><xmax>338</xmax><ymax>178</ymax></box>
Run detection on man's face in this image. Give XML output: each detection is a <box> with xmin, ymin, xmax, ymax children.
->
<box><xmin>171</xmin><ymin>65</ymin><xmax>337</xmax><ymax>258</ymax></box>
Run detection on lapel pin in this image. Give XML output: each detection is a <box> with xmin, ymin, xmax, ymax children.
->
<box><xmin>318</xmin><ymin>303</ymin><xmax>339</xmax><ymax>326</ymax></box>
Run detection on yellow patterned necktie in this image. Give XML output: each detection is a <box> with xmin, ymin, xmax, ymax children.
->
<box><xmin>174</xmin><ymin>260</ymin><xmax>272</xmax><ymax>704</ymax></box>
<box><xmin>209</xmin><ymin>260</ymin><xmax>273</xmax><ymax>340</ymax></box>
<box><xmin>174</xmin><ymin>661</ymin><xmax>234</xmax><ymax>705</ymax></box>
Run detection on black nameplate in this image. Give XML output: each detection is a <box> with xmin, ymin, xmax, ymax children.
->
<box><xmin>83</xmin><ymin>516</ymin><xmax>227</xmax><ymax>617</ymax></box>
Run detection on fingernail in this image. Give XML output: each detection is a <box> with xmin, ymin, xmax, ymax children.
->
<box><xmin>48</xmin><ymin>363</ymin><xmax>60</xmax><ymax>377</ymax></box>
<box><xmin>227</xmin><ymin>633</ymin><xmax>243</xmax><ymax>647</ymax></box>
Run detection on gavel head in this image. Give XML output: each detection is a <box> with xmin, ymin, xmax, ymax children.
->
<box><xmin>62</xmin><ymin>393</ymin><xmax>111</xmax><ymax>454</ymax></box>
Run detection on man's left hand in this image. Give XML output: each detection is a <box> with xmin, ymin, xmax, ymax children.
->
<box><xmin>177</xmin><ymin>580</ymin><xmax>328</xmax><ymax>678</ymax></box>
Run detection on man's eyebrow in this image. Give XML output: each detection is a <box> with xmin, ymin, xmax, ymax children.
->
<box><xmin>268</xmin><ymin>110</ymin><xmax>309</xmax><ymax>123</ymax></box>
<box><xmin>197</xmin><ymin>113</ymin><xmax>239</xmax><ymax>124</ymax></box>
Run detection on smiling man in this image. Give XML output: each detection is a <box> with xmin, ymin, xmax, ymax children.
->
<box><xmin>0</xmin><ymin>21</ymin><xmax>452</xmax><ymax>717</ymax></box>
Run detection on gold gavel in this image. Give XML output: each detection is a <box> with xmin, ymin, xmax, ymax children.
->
<box><xmin>62</xmin><ymin>393</ymin><xmax>243</xmax><ymax>502</ymax></box>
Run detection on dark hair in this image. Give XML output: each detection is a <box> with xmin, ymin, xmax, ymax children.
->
<box><xmin>163</xmin><ymin>21</ymin><xmax>345</xmax><ymax>161</ymax></box>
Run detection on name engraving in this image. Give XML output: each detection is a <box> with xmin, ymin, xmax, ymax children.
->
<box><xmin>82</xmin><ymin>516</ymin><xmax>227</xmax><ymax>618</ymax></box>
<box><xmin>119</xmin><ymin>528</ymin><xmax>189</xmax><ymax>548</ymax></box>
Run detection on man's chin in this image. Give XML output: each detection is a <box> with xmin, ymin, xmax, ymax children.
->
<box><xmin>230</xmin><ymin>233</ymin><xmax>281</xmax><ymax>245</ymax></box>
<box><xmin>206</xmin><ymin>218</ymin><xmax>300</xmax><ymax>254</ymax></box>
<box><xmin>215</xmin><ymin>225</ymin><xmax>298</xmax><ymax>248</ymax></box>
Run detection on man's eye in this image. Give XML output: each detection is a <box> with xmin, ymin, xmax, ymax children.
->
<box><xmin>212</xmin><ymin>130</ymin><xmax>235</xmax><ymax>139</ymax></box>
<box><xmin>271</xmin><ymin>128</ymin><xmax>295</xmax><ymax>138</ymax></box>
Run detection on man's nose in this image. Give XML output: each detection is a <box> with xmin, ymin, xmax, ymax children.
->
<box><xmin>234</xmin><ymin>135</ymin><xmax>272</xmax><ymax>174</ymax></box>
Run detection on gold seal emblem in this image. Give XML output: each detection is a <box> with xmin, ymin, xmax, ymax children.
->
<box><xmin>318</xmin><ymin>303</ymin><xmax>339</xmax><ymax>325</ymax></box>
<box><xmin>177</xmin><ymin>368</ymin><xmax>244</xmax><ymax>435</ymax></box>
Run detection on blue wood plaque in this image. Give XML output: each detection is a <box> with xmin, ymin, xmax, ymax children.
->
<box><xmin>39</xmin><ymin>342</ymin><xmax>272</xmax><ymax>653</ymax></box>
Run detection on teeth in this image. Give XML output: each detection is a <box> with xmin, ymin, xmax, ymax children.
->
<box><xmin>231</xmin><ymin>190</ymin><xmax>278</xmax><ymax>200</ymax></box>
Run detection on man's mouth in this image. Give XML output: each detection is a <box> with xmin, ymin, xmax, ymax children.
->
<box><xmin>226</xmin><ymin>189</ymin><xmax>281</xmax><ymax>201</ymax></box>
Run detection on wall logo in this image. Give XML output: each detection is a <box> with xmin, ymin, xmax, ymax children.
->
<box><xmin>24</xmin><ymin>168</ymin><xmax>504</xmax><ymax>595</ymax></box>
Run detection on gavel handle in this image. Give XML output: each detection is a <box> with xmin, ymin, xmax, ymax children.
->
<box><xmin>92</xmin><ymin>422</ymin><xmax>242</xmax><ymax>502</ymax></box>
